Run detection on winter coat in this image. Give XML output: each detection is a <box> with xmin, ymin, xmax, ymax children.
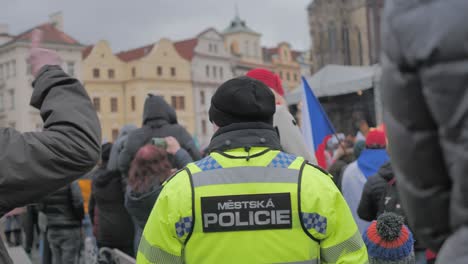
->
<box><xmin>125</xmin><ymin>148</ymin><xmax>192</xmax><ymax>242</ymax></box>
<box><xmin>118</xmin><ymin>95</ymin><xmax>201</xmax><ymax>176</ymax></box>
<box><xmin>0</xmin><ymin>65</ymin><xmax>100</xmax><ymax>264</ymax></box>
<box><xmin>341</xmin><ymin>149</ymin><xmax>389</xmax><ymax>234</ymax></box>
<box><xmin>381</xmin><ymin>0</ymin><xmax>468</xmax><ymax>252</ymax></box>
<box><xmin>357</xmin><ymin>162</ymin><xmax>394</xmax><ymax>222</ymax></box>
<box><xmin>89</xmin><ymin>166</ymin><xmax>134</xmax><ymax>248</ymax></box>
<box><xmin>273</xmin><ymin>105</ymin><xmax>316</xmax><ymax>164</ymax></box>
<box><xmin>107</xmin><ymin>124</ymin><xmax>137</xmax><ymax>171</ymax></box>
<box><xmin>40</xmin><ymin>182</ymin><xmax>84</xmax><ymax>228</ymax></box>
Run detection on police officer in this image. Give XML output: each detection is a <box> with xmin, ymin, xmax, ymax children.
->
<box><xmin>137</xmin><ymin>77</ymin><xmax>368</xmax><ymax>263</ymax></box>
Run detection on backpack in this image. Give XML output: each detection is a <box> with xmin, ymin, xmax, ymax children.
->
<box><xmin>378</xmin><ymin>178</ymin><xmax>405</xmax><ymax>217</ymax></box>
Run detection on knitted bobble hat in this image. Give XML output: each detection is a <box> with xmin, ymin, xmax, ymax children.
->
<box><xmin>363</xmin><ymin>213</ymin><xmax>415</xmax><ymax>264</ymax></box>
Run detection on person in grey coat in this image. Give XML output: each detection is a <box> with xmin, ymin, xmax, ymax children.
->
<box><xmin>0</xmin><ymin>30</ymin><xmax>101</xmax><ymax>263</ymax></box>
<box><xmin>381</xmin><ymin>1</ymin><xmax>468</xmax><ymax>262</ymax></box>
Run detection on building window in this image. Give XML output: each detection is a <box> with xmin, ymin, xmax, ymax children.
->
<box><xmin>357</xmin><ymin>28</ymin><xmax>364</xmax><ymax>65</ymax></box>
<box><xmin>245</xmin><ymin>40</ymin><xmax>249</xmax><ymax>56</ymax></box>
<box><xmin>342</xmin><ymin>26</ymin><xmax>351</xmax><ymax>65</ymax></box>
<box><xmin>108</xmin><ymin>69</ymin><xmax>115</xmax><ymax>79</ymax></box>
<box><xmin>212</xmin><ymin>66</ymin><xmax>217</xmax><ymax>78</ymax></box>
<box><xmin>206</xmin><ymin>65</ymin><xmax>210</xmax><ymax>77</ymax></box>
<box><xmin>213</xmin><ymin>44</ymin><xmax>218</xmax><ymax>53</ymax></box>
<box><xmin>131</xmin><ymin>96</ymin><xmax>136</xmax><ymax>111</ymax></box>
<box><xmin>286</xmin><ymin>72</ymin><xmax>290</xmax><ymax>81</ymax></box>
<box><xmin>253</xmin><ymin>41</ymin><xmax>259</xmax><ymax>57</ymax></box>
<box><xmin>93</xmin><ymin>97</ymin><xmax>101</xmax><ymax>112</ymax></box>
<box><xmin>202</xmin><ymin>119</ymin><xmax>207</xmax><ymax>135</ymax></box>
<box><xmin>328</xmin><ymin>23</ymin><xmax>337</xmax><ymax>56</ymax></box>
<box><xmin>8</xmin><ymin>90</ymin><xmax>14</xmax><ymax>110</ymax></box>
<box><xmin>0</xmin><ymin>93</ymin><xmax>3</xmax><ymax>111</ymax></box>
<box><xmin>200</xmin><ymin>91</ymin><xmax>205</xmax><ymax>105</ymax></box>
<box><xmin>0</xmin><ymin>64</ymin><xmax>3</xmax><ymax>79</ymax></box>
<box><xmin>279</xmin><ymin>71</ymin><xmax>283</xmax><ymax>79</ymax></box>
<box><xmin>11</xmin><ymin>60</ymin><xmax>16</xmax><ymax>77</ymax></box>
<box><xmin>132</xmin><ymin>67</ymin><xmax>136</xmax><ymax>77</ymax></box>
<box><xmin>93</xmin><ymin>68</ymin><xmax>100</xmax><ymax>78</ymax></box>
<box><xmin>170</xmin><ymin>67</ymin><xmax>176</xmax><ymax>77</ymax></box>
<box><xmin>294</xmin><ymin>73</ymin><xmax>298</xmax><ymax>81</ymax></box>
<box><xmin>220</xmin><ymin>67</ymin><xmax>223</xmax><ymax>79</ymax></box>
<box><xmin>26</xmin><ymin>61</ymin><xmax>32</xmax><ymax>75</ymax></box>
<box><xmin>9</xmin><ymin>122</ymin><xmax>15</xmax><ymax>129</ymax></box>
<box><xmin>171</xmin><ymin>96</ymin><xmax>185</xmax><ymax>110</ymax></box>
<box><xmin>67</xmin><ymin>61</ymin><xmax>75</xmax><ymax>77</ymax></box>
<box><xmin>157</xmin><ymin>66</ymin><xmax>163</xmax><ymax>76</ymax></box>
<box><xmin>208</xmin><ymin>43</ymin><xmax>212</xmax><ymax>52</ymax></box>
<box><xmin>284</xmin><ymin>49</ymin><xmax>288</xmax><ymax>60</ymax></box>
<box><xmin>110</xmin><ymin>97</ymin><xmax>118</xmax><ymax>112</ymax></box>
<box><xmin>112</xmin><ymin>129</ymin><xmax>119</xmax><ymax>142</ymax></box>
<box><xmin>5</xmin><ymin>62</ymin><xmax>10</xmax><ymax>78</ymax></box>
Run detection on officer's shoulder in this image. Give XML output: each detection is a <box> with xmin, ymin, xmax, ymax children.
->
<box><xmin>302</xmin><ymin>162</ymin><xmax>332</xmax><ymax>179</ymax></box>
<box><xmin>162</xmin><ymin>167</ymin><xmax>191</xmax><ymax>189</ymax></box>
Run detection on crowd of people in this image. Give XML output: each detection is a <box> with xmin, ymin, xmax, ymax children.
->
<box><xmin>1</xmin><ymin>1</ymin><xmax>468</xmax><ymax>263</ymax></box>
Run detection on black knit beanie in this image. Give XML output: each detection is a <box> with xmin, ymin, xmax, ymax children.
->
<box><xmin>209</xmin><ymin>76</ymin><xmax>276</xmax><ymax>127</ymax></box>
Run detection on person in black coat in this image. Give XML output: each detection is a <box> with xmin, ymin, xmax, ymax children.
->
<box><xmin>118</xmin><ymin>94</ymin><xmax>201</xmax><ymax>176</ymax></box>
<box><xmin>381</xmin><ymin>1</ymin><xmax>468</xmax><ymax>261</ymax></box>
<box><xmin>89</xmin><ymin>143</ymin><xmax>135</xmax><ymax>256</ymax></box>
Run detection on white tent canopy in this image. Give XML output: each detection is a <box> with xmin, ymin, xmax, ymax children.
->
<box><xmin>285</xmin><ymin>64</ymin><xmax>380</xmax><ymax>104</ymax></box>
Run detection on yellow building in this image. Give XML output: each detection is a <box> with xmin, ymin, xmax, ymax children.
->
<box><xmin>263</xmin><ymin>42</ymin><xmax>302</xmax><ymax>92</ymax></box>
<box><xmin>82</xmin><ymin>40</ymin><xmax>127</xmax><ymax>142</ymax></box>
<box><xmin>82</xmin><ymin>39</ymin><xmax>194</xmax><ymax>142</ymax></box>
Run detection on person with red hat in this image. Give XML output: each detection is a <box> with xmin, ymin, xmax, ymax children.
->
<box><xmin>341</xmin><ymin>129</ymin><xmax>390</xmax><ymax>235</ymax></box>
<box><xmin>246</xmin><ymin>68</ymin><xmax>316</xmax><ymax>164</ymax></box>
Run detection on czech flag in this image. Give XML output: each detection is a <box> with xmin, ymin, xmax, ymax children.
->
<box><xmin>301</xmin><ymin>77</ymin><xmax>336</xmax><ymax>169</ymax></box>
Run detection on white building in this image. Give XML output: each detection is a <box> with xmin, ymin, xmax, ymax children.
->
<box><xmin>175</xmin><ymin>28</ymin><xmax>233</xmax><ymax>148</ymax></box>
<box><xmin>0</xmin><ymin>12</ymin><xmax>83</xmax><ymax>132</ymax></box>
<box><xmin>222</xmin><ymin>15</ymin><xmax>271</xmax><ymax>76</ymax></box>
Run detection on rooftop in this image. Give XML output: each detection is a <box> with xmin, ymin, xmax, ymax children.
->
<box><xmin>222</xmin><ymin>15</ymin><xmax>260</xmax><ymax>35</ymax></box>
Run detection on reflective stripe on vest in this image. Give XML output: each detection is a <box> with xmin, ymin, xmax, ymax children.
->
<box><xmin>184</xmin><ymin>160</ymin><xmax>320</xmax><ymax>264</ymax></box>
<box><xmin>192</xmin><ymin>167</ymin><xmax>299</xmax><ymax>187</ymax></box>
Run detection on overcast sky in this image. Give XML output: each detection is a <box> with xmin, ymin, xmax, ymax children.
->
<box><xmin>1</xmin><ymin>0</ymin><xmax>312</xmax><ymax>52</ymax></box>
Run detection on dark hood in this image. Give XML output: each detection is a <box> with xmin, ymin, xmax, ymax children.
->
<box><xmin>377</xmin><ymin>162</ymin><xmax>394</xmax><ymax>181</ymax></box>
<box><xmin>142</xmin><ymin>94</ymin><xmax>177</xmax><ymax>125</ymax></box>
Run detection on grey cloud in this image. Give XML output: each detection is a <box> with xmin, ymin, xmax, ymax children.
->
<box><xmin>1</xmin><ymin>0</ymin><xmax>311</xmax><ymax>52</ymax></box>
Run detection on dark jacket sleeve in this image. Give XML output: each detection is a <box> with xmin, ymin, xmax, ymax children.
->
<box><xmin>70</xmin><ymin>181</ymin><xmax>85</xmax><ymax>221</ymax></box>
<box><xmin>381</xmin><ymin>1</ymin><xmax>453</xmax><ymax>251</ymax></box>
<box><xmin>0</xmin><ymin>66</ymin><xmax>101</xmax><ymax>216</ymax></box>
<box><xmin>358</xmin><ymin>176</ymin><xmax>386</xmax><ymax>221</ymax></box>
<box><xmin>177</xmin><ymin>126</ymin><xmax>201</xmax><ymax>161</ymax></box>
<box><xmin>173</xmin><ymin>148</ymin><xmax>193</xmax><ymax>169</ymax></box>
<box><xmin>125</xmin><ymin>186</ymin><xmax>163</xmax><ymax>230</ymax></box>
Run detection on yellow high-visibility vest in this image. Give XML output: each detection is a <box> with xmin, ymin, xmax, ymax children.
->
<box><xmin>137</xmin><ymin>148</ymin><xmax>368</xmax><ymax>264</ymax></box>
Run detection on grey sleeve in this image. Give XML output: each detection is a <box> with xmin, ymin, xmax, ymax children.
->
<box><xmin>0</xmin><ymin>65</ymin><xmax>101</xmax><ymax>216</ymax></box>
<box><xmin>381</xmin><ymin>5</ymin><xmax>450</xmax><ymax>251</ymax></box>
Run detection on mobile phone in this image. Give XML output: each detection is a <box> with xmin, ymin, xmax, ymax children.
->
<box><xmin>151</xmin><ymin>137</ymin><xmax>167</xmax><ymax>149</ymax></box>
